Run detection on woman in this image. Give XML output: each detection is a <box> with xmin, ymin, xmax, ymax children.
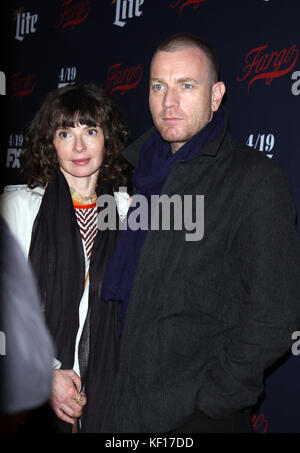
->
<box><xmin>0</xmin><ymin>83</ymin><xmax>131</xmax><ymax>432</ymax></box>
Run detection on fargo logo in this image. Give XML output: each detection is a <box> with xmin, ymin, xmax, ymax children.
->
<box><xmin>252</xmin><ymin>413</ymin><xmax>268</xmax><ymax>433</ymax></box>
<box><xmin>55</xmin><ymin>0</ymin><xmax>91</xmax><ymax>31</ymax></box>
<box><xmin>169</xmin><ymin>0</ymin><xmax>207</xmax><ymax>17</ymax></box>
<box><xmin>237</xmin><ymin>43</ymin><xmax>299</xmax><ymax>92</ymax></box>
<box><xmin>10</xmin><ymin>72</ymin><xmax>36</xmax><ymax>99</ymax></box>
<box><xmin>113</xmin><ymin>0</ymin><xmax>144</xmax><ymax>27</ymax></box>
<box><xmin>105</xmin><ymin>62</ymin><xmax>143</xmax><ymax>95</ymax></box>
<box><xmin>14</xmin><ymin>8</ymin><xmax>38</xmax><ymax>42</ymax></box>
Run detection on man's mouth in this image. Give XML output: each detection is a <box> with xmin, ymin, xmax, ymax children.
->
<box><xmin>162</xmin><ymin>117</ymin><xmax>183</xmax><ymax>123</ymax></box>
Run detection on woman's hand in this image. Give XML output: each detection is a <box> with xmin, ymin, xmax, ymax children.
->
<box><xmin>49</xmin><ymin>370</ymin><xmax>87</xmax><ymax>425</ymax></box>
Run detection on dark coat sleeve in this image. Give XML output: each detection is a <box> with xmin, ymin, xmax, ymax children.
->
<box><xmin>197</xmin><ymin>165</ymin><xmax>300</xmax><ymax>418</ymax></box>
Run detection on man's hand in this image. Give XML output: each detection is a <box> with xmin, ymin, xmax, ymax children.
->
<box><xmin>49</xmin><ymin>370</ymin><xmax>87</xmax><ymax>425</ymax></box>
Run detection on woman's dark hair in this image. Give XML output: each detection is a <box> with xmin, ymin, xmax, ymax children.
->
<box><xmin>21</xmin><ymin>83</ymin><xmax>132</xmax><ymax>189</ymax></box>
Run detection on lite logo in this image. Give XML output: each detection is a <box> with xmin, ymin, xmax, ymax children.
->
<box><xmin>14</xmin><ymin>10</ymin><xmax>38</xmax><ymax>41</ymax></box>
<box><xmin>0</xmin><ymin>71</ymin><xmax>6</xmax><ymax>95</ymax></box>
<box><xmin>169</xmin><ymin>0</ymin><xmax>207</xmax><ymax>17</ymax></box>
<box><xmin>113</xmin><ymin>0</ymin><xmax>144</xmax><ymax>27</ymax></box>
<box><xmin>237</xmin><ymin>44</ymin><xmax>299</xmax><ymax>92</ymax></box>
<box><xmin>105</xmin><ymin>62</ymin><xmax>143</xmax><ymax>95</ymax></box>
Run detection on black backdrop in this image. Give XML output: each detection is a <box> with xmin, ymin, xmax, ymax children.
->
<box><xmin>2</xmin><ymin>0</ymin><xmax>300</xmax><ymax>433</ymax></box>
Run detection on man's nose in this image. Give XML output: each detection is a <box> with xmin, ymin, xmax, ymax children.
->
<box><xmin>162</xmin><ymin>87</ymin><xmax>179</xmax><ymax>109</ymax></box>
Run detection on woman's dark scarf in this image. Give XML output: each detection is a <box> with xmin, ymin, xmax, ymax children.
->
<box><xmin>28</xmin><ymin>170</ymin><xmax>119</xmax><ymax>432</ymax></box>
<box><xmin>101</xmin><ymin>109</ymin><xmax>224</xmax><ymax>329</ymax></box>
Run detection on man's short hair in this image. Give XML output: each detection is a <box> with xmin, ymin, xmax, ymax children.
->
<box><xmin>154</xmin><ymin>33</ymin><xmax>219</xmax><ymax>84</ymax></box>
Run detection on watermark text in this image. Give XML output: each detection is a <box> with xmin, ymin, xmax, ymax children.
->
<box><xmin>0</xmin><ymin>331</ymin><xmax>6</xmax><ymax>355</ymax></box>
<box><xmin>0</xmin><ymin>71</ymin><xmax>6</xmax><ymax>95</ymax></box>
<box><xmin>97</xmin><ymin>188</ymin><xmax>204</xmax><ymax>241</ymax></box>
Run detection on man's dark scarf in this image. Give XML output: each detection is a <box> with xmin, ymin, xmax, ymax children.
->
<box><xmin>101</xmin><ymin>109</ymin><xmax>224</xmax><ymax>330</ymax></box>
<box><xmin>28</xmin><ymin>170</ymin><xmax>119</xmax><ymax>432</ymax></box>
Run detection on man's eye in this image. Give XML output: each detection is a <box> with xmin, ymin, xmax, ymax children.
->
<box><xmin>153</xmin><ymin>84</ymin><xmax>164</xmax><ymax>92</ymax></box>
<box><xmin>183</xmin><ymin>83</ymin><xmax>193</xmax><ymax>90</ymax></box>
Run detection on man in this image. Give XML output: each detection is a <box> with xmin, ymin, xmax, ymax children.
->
<box><xmin>101</xmin><ymin>34</ymin><xmax>300</xmax><ymax>433</ymax></box>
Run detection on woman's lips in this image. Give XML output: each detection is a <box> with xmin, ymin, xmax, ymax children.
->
<box><xmin>72</xmin><ymin>158</ymin><xmax>90</xmax><ymax>165</ymax></box>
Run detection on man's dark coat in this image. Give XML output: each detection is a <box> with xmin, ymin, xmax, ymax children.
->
<box><xmin>102</xmin><ymin>111</ymin><xmax>300</xmax><ymax>432</ymax></box>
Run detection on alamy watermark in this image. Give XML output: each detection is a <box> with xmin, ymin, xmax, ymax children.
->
<box><xmin>97</xmin><ymin>188</ymin><xmax>204</xmax><ymax>241</ymax></box>
<box><xmin>291</xmin><ymin>331</ymin><xmax>300</xmax><ymax>356</ymax></box>
<box><xmin>0</xmin><ymin>71</ymin><xmax>6</xmax><ymax>95</ymax></box>
<box><xmin>0</xmin><ymin>331</ymin><xmax>6</xmax><ymax>355</ymax></box>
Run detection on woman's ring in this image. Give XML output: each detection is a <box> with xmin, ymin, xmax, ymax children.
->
<box><xmin>74</xmin><ymin>395</ymin><xmax>84</xmax><ymax>405</ymax></box>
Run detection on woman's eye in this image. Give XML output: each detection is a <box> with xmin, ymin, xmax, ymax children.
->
<box><xmin>58</xmin><ymin>130</ymin><xmax>70</xmax><ymax>138</ymax></box>
<box><xmin>87</xmin><ymin>129</ymin><xmax>97</xmax><ymax>136</ymax></box>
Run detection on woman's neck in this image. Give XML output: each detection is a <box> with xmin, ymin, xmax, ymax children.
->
<box><xmin>60</xmin><ymin>169</ymin><xmax>98</xmax><ymax>197</ymax></box>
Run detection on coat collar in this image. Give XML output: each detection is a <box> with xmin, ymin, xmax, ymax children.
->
<box><xmin>122</xmin><ymin>106</ymin><xmax>229</xmax><ymax>168</ymax></box>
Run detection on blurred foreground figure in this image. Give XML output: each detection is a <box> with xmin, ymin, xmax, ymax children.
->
<box><xmin>0</xmin><ymin>217</ymin><xmax>54</xmax><ymax>430</ymax></box>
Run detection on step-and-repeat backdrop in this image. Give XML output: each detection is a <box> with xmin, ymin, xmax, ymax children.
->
<box><xmin>2</xmin><ymin>0</ymin><xmax>300</xmax><ymax>433</ymax></box>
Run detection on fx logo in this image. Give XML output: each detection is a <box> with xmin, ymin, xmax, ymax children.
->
<box><xmin>0</xmin><ymin>71</ymin><xmax>6</xmax><ymax>95</ymax></box>
<box><xmin>6</xmin><ymin>149</ymin><xmax>21</xmax><ymax>168</ymax></box>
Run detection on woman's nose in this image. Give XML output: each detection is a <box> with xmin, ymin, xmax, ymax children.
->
<box><xmin>74</xmin><ymin>135</ymin><xmax>86</xmax><ymax>153</ymax></box>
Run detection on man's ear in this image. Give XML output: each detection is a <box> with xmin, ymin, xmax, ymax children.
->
<box><xmin>211</xmin><ymin>81</ymin><xmax>226</xmax><ymax>112</ymax></box>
